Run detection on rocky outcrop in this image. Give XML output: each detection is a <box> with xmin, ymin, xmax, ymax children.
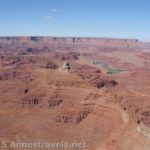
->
<box><xmin>47</xmin><ymin>98</ymin><xmax>62</xmax><ymax>108</ymax></box>
<box><xmin>26</xmin><ymin>47</ymin><xmax>53</xmax><ymax>54</ymax></box>
<box><xmin>0</xmin><ymin>71</ymin><xmax>17</xmax><ymax>80</ymax></box>
<box><xmin>55</xmin><ymin>80</ymin><xmax>85</xmax><ymax>88</ymax></box>
<box><xmin>11</xmin><ymin>56</ymin><xmax>35</xmax><ymax>65</ymax></box>
<box><xmin>53</xmin><ymin>52</ymin><xmax>80</xmax><ymax>61</ymax></box>
<box><xmin>45</xmin><ymin>62</ymin><xmax>59</xmax><ymax>69</ymax></box>
<box><xmin>0</xmin><ymin>55</ymin><xmax>35</xmax><ymax>67</ymax></box>
<box><xmin>137</xmin><ymin>122</ymin><xmax>150</xmax><ymax>138</ymax></box>
<box><xmin>73</xmin><ymin>64</ymin><xmax>102</xmax><ymax>74</ymax></box>
<box><xmin>138</xmin><ymin>110</ymin><xmax>150</xmax><ymax>126</ymax></box>
<box><xmin>97</xmin><ymin>80</ymin><xmax>118</xmax><ymax>88</ymax></box>
<box><xmin>112</xmin><ymin>94</ymin><xmax>150</xmax><ymax>127</ymax></box>
<box><xmin>73</xmin><ymin>64</ymin><xmax>118</xmax><ymax>88</ymax></box>
<box><xmin>84</xmin><ymin>93</ymin><xmax>102</xmax><ymax>101</ymax></box>
<box><xmin>18</xmin><ymin>87</ymin><xmax>29</xmax><ymax>95</ymax></box>
<box><xmin>56</xmin><ymin>108</ymin><xmax>92</xmax><ymax>124</ymax></box>
<box><xmin>19</xmin><ymin>93</ymin><xmax>63</xmax><ymax>108</ymax></box>
<box><xmin>19</xmin><ymin>93</ymin><xmax>45</xmax><ymax>107</ymax></box>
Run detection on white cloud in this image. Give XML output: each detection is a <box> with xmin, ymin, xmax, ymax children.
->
<box><xmin>45</xmin><ymin>15</ymin><xmax>51</xmax><ymax>19</ymax></box>
<box><xmin>44</xmin><ymin>8</ymin><xmax>59</xmax><ymax>20</ymax></box>
<box><xmin>51</xmin><ymin>8</ymin><xmax>59</xmax><ymax>12</ymax></box>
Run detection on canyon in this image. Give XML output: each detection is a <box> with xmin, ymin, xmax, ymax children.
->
<box><xmin>0</xmin><ymin>37</ymin><xmax>150</xmax><ymax>150</ymax></box>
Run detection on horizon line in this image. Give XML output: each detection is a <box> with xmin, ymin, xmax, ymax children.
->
<box><xmin>0</xmin><ymin>35</ymin><xmax>150</xmax><ymax>42</ymax></box>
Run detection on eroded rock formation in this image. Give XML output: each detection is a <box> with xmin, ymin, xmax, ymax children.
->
<box><xmin>56</xmin><ymin>108</ymin><xmax>92</xmax><ymax>124</ymax></box>
<box><xmin>45</xmin><ymin>62</ymin><xmax>59</xmax><ymax>69</ymax></box>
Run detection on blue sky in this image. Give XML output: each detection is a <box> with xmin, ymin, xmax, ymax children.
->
<box><xmin>0</xmin><ymin>0</ymin><xmax>150</xmax><ymax>40</ymax></box>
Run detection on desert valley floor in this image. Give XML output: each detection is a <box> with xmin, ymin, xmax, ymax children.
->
<box><xmin>0</xmin><ymin>37</ymin><xmax>150</xmax><ymax>150</ymax></box>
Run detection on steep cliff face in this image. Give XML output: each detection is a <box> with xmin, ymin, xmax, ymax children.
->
<box><xmin>0</xmin><ymin>36</ymin><xmax>142</xmax><ymax>52</ymax></box>
<box><xmin>0</xmin><ymin>36</ymin><xmax>139</xmax><ymax>43</ymax></box>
